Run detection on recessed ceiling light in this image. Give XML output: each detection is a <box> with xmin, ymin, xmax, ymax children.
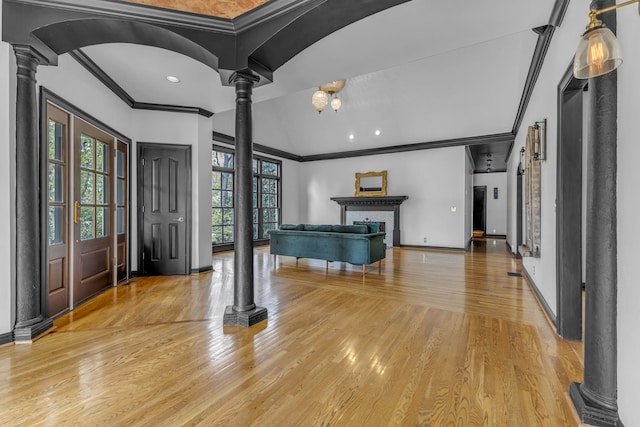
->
<box><xmin>166</xmin><ymin>75</ymin><xmax>180</xmax><ymax>83</ymax></box>
<box><xmin>349</xmin><ymin>134</ymin><xmax>355</xmax><ymax>140</ymax></box>
<box><xmin>375</xmin><ymin>130</ymin><xmax>381</xmax><ymax>136</ymax></box>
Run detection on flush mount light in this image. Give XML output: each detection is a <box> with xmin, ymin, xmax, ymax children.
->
<box><xmin>166</xmin><ymin>75</ymin><xmax>181</xmax><ymax>83</ymax></box>
<box><xmin>375</xmin><ymin>130</ymin><xmax>381</xmax><ymax>136</ymax></box>
<box><xmin>349</xmin><ymin>133</ymin><xmax>355</xmax><ymax>140</ymax></box>
<box><xmin>573</xmin><ymin>0</ymin><xmax>640</xmax><ymax>79</ymax></box>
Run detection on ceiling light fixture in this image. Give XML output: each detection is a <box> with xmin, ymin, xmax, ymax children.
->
<box><xmin>349</xmin><ymin>133</ymin><xmax>355</xmax><ymax>140</ymax></box>
<box><xmin>166</xmin><ymin>75</ymin><xmax>181</xmax><ymax>83</ymax></box>
<box><xmin>311</xmin><ymin>80</ymin><xmax>346</xmax><ymax>113</ymax></box>
<box><xmin>375</xmin><ymin>130</ymin><xmax>381</xmax><ymax>136</ymax></box>
<box><xmin>573</xmin><ymin>0</ymin><xmax>639</xmax><ymax>79</ymax></box>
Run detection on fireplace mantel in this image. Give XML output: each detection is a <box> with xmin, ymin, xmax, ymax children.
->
<box><xmin>330</xmin><ymin>196</ymin><xmax>408</xmax><ymax>246</ymax></box>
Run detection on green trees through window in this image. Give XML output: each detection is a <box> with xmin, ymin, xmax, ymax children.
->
<box><xmin>212</xmin><ymin>147</ymin><xmax>281</xmax><ymax>247</ymax></box>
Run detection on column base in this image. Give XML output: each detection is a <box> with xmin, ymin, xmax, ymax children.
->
<box><xmin>223</xmin><ymin>305</ymin><xmax>268</xmax><ymax>327</ymax></box>
<box><xmin>570</xmin><ymin>382</ymin><xmax>624</xmax><ymax>426</ymax></box>
<box><xmin>14</xmin><ymin>317</ymin><xmax>53</xmax><ymax>343</ymax></box>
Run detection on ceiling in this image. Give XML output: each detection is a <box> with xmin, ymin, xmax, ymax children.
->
<box><xmin>80</xmin><ymin>0</ymin><xmax>558</xmax><ymax>172</ymax></box>
<box><xmin>123</xmin><ymin>0</ymin><xmax>270</xmax><ymax>19</ymax></box>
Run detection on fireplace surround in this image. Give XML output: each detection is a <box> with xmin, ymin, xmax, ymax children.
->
<box><xmin>330</xmin><ymin>196</ymin><xmax>408</xmax><ymax>247</ymax></box>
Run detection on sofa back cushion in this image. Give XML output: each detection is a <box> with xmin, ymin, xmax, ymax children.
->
<box><xmin>302</xmin><ymin>224</ymin><xmax>333</xmax><ymax>232</ymax></box>
<box><xmin>280</xmin><ymin>224</ymin><xmax>304</xmax><ymax>230</ymax></box>
<box><xmin>331</xmin><ymin>224</ymin><xmax>369</xmax><ymax>234</ymax></box>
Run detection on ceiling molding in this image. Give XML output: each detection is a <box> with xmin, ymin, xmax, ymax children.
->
<box><xmin>213</xmin><ymin>132</ymin><xmax>514</xmax><ymax>163</ymax></box>
<box><xmin>70</xmin><ymin>49</ymin><xmax>213</xmax><ymax>118</ymax></box>
<box><xmin>299</xmin><ymin>133</ymin><xmax>514</xmax><ymax>162</ymax></box>
<box><xmin>69</xmin><ymin>49</ymin><xmax>135</xmax><ymax>107</ymax></box>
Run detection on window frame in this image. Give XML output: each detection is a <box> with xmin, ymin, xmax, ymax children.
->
<box><xmin>212</xmin><ymin>145</ymin><xmax>282</xmax><ymax>253</ymax></box>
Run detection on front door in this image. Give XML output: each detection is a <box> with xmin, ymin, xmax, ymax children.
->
<box><xmin>73</xmin><ymin>119</ymin><xmax>115</xmax><ymax>304</ymax></box>
<box><xmin>139</xmin><ymin>144</ymin><xmax>191</xmax><ymax>275</ymax></box>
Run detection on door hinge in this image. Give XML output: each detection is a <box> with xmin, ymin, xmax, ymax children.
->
<box><xmin>141</xmin><ymin>157</ymin><xmax>145</xmax><ymax>166</ymax></box>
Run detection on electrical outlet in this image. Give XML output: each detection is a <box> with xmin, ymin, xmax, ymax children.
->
<box><xmin>423</xmin><ymin>237</ymin><xmax>427</xmax><ymax>243</ymax></box>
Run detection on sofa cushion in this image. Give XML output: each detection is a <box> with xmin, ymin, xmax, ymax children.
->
<box><xmin>280</xmin><ymin>224</ymin><xmax>303</xmax><ymax>230</ymax></box>
<box><xmin>303</xmin><ymin>224</ymin><xmax>333</xmax><ymax>232</ymax></box>
<box><xmin>331</xmin><ymin>224</ymin><xmax>369</xmax><ymax>234</ymax></box>
<box><xmin>366</xmin><ymin>223</ymin><xmax>380</xmax><ymax>233</ymax></box>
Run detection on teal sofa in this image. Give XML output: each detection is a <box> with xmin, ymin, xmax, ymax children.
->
<box><xmin>267</xmin><ymin>224</ymin><xmax>386</xmax><ymax>274</ymax></box>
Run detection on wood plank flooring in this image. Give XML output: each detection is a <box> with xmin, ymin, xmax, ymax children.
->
<box><xmin>0</xmin><ymin>240</ymin><xmax>584</xmax><ymax>426</ymax></box>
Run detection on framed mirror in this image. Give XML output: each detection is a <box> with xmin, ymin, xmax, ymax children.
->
<box><xmin>355</xmin><ymin>170</ymin><xmax>387</xmax><ymax>197</ymax></box>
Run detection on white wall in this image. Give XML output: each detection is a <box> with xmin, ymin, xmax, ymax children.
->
<box><xmin>299</xmin><ymin>146</ymin><xmax>468</xmax><ymax>248</ymax></box>
<box><xmin>473</xmin><ymin>172</ymin><xmax>507</xmax><ymax>235</ymax></box>
<box><xmin>0</xmin><ymin>0</ymin><xmax>15</xmax><ymax>337</ymax></box>
<box><xmin>507</xmin><ymin>0</ymin><xmax>585</xmax><ymax>316</ymax></box>
<box><xmin>281</xmin><ymin>159</ymin><xmax>301</xmax><ymax>224</ymax></box>
<box><xmin>616</xmin><ymin>7</ymin><xmax>640</xmax><ymax>425</ymax></box>
<box><xmin>38</xmin><ymin>54</ymin><xmax>133</xmax><ymax>136</ymax></box>
<box><xmin>131</xmin><ymin>110</ymin><xmax>211</xmax><ymax>271</ymax></box>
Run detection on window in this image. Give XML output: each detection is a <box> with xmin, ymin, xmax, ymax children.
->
<box><xmin>212</xmin><ymin>147</ymin><xmax>281</xmax><ymax>250</ymax></box>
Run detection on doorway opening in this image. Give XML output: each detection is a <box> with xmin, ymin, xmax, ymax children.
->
<box><xmin>473</xmin><ymin>185</ymin><xmax>487</xmax><ymax>237</ymax></box>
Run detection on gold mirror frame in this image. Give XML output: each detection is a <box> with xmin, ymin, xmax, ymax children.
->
<box><xmin>355</xmin><ymin>171</ymin><xmax>387</xmax><ymax>197</ymax></box>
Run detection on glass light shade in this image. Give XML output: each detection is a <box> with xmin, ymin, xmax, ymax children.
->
<box><xmin>330</xmin><ymin>96</ymin><xmax>342</xmax><ymax>112</ymax></box>
<box><xmin>312</xmin><ymin>89</ymin><xmax>329</xmax><ymax>113</ymax></box>
<box><xmin>574</xmin><ymin>27</ymin><xmax>622</xmax><ymax>79</ymax></box>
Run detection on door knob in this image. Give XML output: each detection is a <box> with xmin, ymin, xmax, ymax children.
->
<box><xmin>173</xmin><ymin>216</ymin><xmax>185</xmax><ymax>223</ymax></box>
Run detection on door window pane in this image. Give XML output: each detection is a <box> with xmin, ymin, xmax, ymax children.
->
<box><xmin>48</xmin><ymin>164</ymin><xmax>64</xmax><ymax>203</ymax></box>
<box><xmin>80</xmin><ymin>207</ymin><xmax>95</xmax><ymax>240</ymax></box>
<box><xmin>96</xmin><ymin>141</ymin><xmax>108</xmax><ymax>173</ymax></box>
<box><xmin>117</xmin><ymin>150</ymin><xmax>125</xmax><ymax>178</ymax></box>
<box><xmin>80</xmin><ymin>135</ymin><xmax>95</xmax><ymax>169</ymax></box>
<box><xmin>48</xmin><ymin>120</ymin><xmax>64</xmax><ymax>161</ymax></box>
<box><xmin>117</xmin><ymin>207</ymin><xmax>125</xmax><ymax>235</ymax></box>
<box><xmin>212</xmin><ymin>225</ymin><xmax>222</xmax><ymax>243</ymax></box>
<box><xmin>117</xmin><ymin>179</ymin><xmax>124</xmax><ymax>205</ymax></box>
<box><xmin>48</xmin><ymin>206</ymin><xmax>64</xmax><ymax>245</ymax></box>
<box><xmin>96</xmin><ymin>174</ymin><xmax>109</xmax><ymax>205</ymax></box>
<box><xmin>96</xmin><ymin>207</ymin><xmax>108</xmax><ymax>238</ymax></box>
<box><xmin>80</xmin><ymin>171</ymin><xmax>95</xmax><ymax>204</ymax></box>
<box><xmin>222</xmin><ymin>226</ymin><xmax>233</xmax><ymax>242</ymax></box>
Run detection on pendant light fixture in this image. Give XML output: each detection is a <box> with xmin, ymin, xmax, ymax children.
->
<box><xmin>573</xmin><ymin>0</ymin><xmax>639</xmax><ymax>79</ymax></box>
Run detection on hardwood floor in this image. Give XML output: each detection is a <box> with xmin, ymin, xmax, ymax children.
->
<box><xmin>0</xmin><ymin>240</ymin><xmax>584</xmax><ymax>426</ymax></box>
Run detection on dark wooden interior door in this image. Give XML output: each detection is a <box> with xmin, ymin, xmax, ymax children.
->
<box><xmin>46</xmin><ymin>104</ymin><xmax>70</xmax><ymax>317</ymax></box>
<box><xmin>139</xmin><ymin>144</ymin><xmax>191</xmax><ymax>276</ymax></box>
<box><xmin>73</xmin><ymin>120</ymin><xmax>114</xmax><ymax>305</ymax></box>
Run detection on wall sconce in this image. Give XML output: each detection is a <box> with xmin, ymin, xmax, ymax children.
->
<box><xmin>574</xmin><ymin>0</ymin><xmax>640</xmax><ymax>79</ymax></box>
<box><xmin>519</xmin><ymin>148</ymin><xmax>526</xmax><ymax>174</ymax></box>
<box><xmin>533</xmin><ymin>118</ymin><xmax>546</xmax><ymax>160</ymax></box>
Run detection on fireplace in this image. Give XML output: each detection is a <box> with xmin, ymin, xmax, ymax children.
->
<box><xmin>330</xmin><ymin>196</ymin><xmax>408</xmax><ymax>247</ymax></box>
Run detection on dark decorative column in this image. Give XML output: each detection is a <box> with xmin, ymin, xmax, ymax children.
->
<box><xmin>569</xmin><ymin>1</ymin><xmax>621</xmax><ymax>424</ymax></box>
<box><xmin>223</xmin><ymin>71</ymin><xmax>267</xmax><ymax>327</ymax></box>
<box><xmin>13</xmin><ymin>45</ymin><xmax>53</xmax><ymax>342</ymax></box>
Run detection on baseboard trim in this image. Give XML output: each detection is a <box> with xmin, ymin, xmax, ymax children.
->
<box><xmin>522</xmin><ymin>265</ymin><xmax>557</xmax><ymax>327</ymax></box>
<box><xmin>0</xmin><ymin>331</ymin><xmax>13</xmax><ymax>346</ymax></box>
<box><xmin>400</xmin><ymin>244</ymin><xmax>466</xmax><ymax>251</ymax></box>
<box><xmin>191</xmin><ymin>265</ymin><xmax>214</xmax><ymax>274</ymax></box>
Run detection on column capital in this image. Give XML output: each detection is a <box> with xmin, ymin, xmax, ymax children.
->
<box><xmin>228</xmin><ymin>70</ymin><xmax>260</xmax><ymax>86</ymax></box>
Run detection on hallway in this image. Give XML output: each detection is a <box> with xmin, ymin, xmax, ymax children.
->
<box><xmin>0</xmin><ymin>241</ymin><xmax>583</xmax><ymax>425</ymax></box>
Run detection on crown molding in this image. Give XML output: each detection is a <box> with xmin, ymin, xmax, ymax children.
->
<box><xmin>70</xmin><ymin>49</ymin><xmax>213</xmax><ymax>118</ymax></box>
